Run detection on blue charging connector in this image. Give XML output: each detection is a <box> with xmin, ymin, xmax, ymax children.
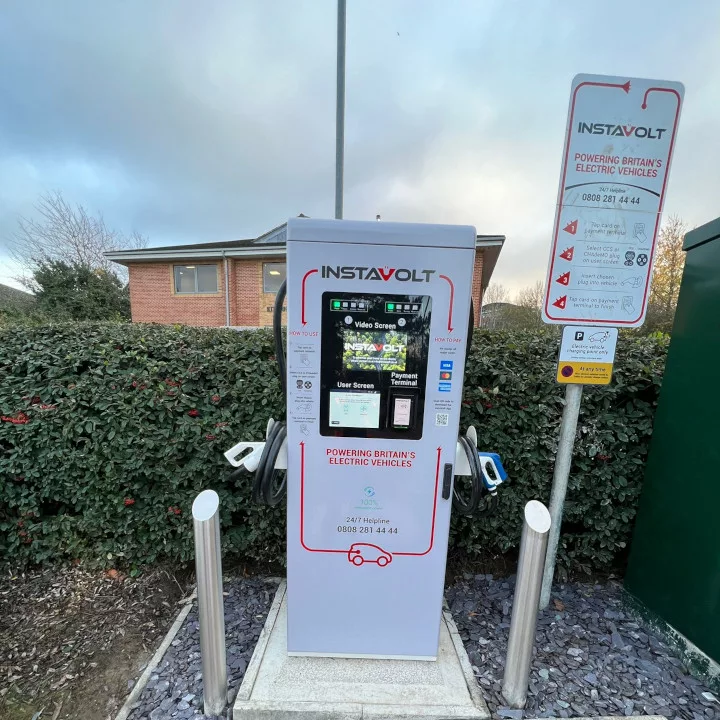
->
<box><xmin>477</xmin><ymin>452</ymin><xmax>508</xmax><ymax>493</ymax></box>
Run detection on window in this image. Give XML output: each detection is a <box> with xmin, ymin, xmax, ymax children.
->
<box><xmin>263</xmin><ymin>262</ymin><xmax>286</xmax><ymax>293</ymax></box>
<box><xmin>173</xmin><ymin>265</ymin><xmax>218</xmax><ymax>294</ymax></box>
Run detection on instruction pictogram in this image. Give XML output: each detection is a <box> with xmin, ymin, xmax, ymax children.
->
<box><xmin>552</xmin><ymin>296</ymin><xmax>567</xmax><ymax>310</ymax></box>
<box><xmin>559</xmin><ymin>247</ymin><xmax>574</xmax><ymax>261</ymax></box>
<box><xmin>556</xmin><ymin>272</ymin><xmax>570</xmax><ymax>286</ymax></box>
<box><xmin>563</xmin><ymin>220</ymin><xmax>578</xmax><ymax>235</ymax></box>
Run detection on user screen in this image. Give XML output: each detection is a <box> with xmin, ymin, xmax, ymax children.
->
<box><xmin>342</xmin><ymin>330</ymin><xmax>407</xmax><ymax>372</ymax></box>
<box><xmin>329</xmin><ymin>391</ymin><xmax>381</xmax><ymax>428</ymax></box>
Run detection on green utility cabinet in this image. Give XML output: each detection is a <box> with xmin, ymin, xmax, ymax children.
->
<box><xmin>625</xmin><ymin>216</ymin><xmax>720</xmax><ymax>662</ymax></box>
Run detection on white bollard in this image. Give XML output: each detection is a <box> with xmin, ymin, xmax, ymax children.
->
<box><xmin>502</xmin><ymin>500</ymin><xmax>552</xmax><ymax>709</ymax></box>
<box><xmin>192</xmin><ymin>490</ymin><xmax>228</xmax><ymax>716</ymax></box>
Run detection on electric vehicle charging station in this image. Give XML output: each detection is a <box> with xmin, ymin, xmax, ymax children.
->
<box><xmin>287</xmin><ymin>218</ymin><xmax>474</xmax><ymax>659</ymax></box>
<box><xmin>226</xmin><ymin>217</ymin><xmax>506</xmax><ymax>667</ymax></box>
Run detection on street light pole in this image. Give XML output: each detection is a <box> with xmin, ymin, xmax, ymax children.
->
<box><xmin>335</xmin><ymin>0</ymin><xmax>347</xmax><ymax>220</ymax></box>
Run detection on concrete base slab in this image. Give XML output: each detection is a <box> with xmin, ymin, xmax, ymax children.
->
<box><xmin>234</xmin><ymin>581</ymin><xmax>489</xmax><ymax>720</ymax></box>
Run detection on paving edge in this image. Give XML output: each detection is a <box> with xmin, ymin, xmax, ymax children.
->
<box><xmin>234</xmin><ymin>580</ymin><xmax>286</xmax><ymax>703</ymax></box>
<box><xmin>114</xmin><ymin>590</ymin><xmax>197</xmax><ymax>720</ymax></box>
<box><xmin>442</xmin><ymin>607</ymin><xmax>489</xmax><ymax>715</ymax></box>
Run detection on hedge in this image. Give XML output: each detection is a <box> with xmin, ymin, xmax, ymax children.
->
<box><xmin>0</xmin><ymin>323</ymin><xmax>668</xmax><ymax>576</ymax></box>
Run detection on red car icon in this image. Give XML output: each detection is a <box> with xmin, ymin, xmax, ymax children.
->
<box><xmin>348</xmin><ymin>543</ymin><xmax>392</xmax><ymax>567</ymax></box>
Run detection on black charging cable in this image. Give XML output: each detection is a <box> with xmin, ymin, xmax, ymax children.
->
<box><xmin>453</xmin><ymin>433</ymin><xmax>498</xmax><ymax>516</ymax></box>
<box><xmin>451</xmin><ymin>302</ymin><xmax>499</xmax><ymax>517</ymax></box>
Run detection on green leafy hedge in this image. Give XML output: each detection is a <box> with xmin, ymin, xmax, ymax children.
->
<box><xmin>0</xmin><ymin>323</ymin><xmax>668</xmax><ymax>575</ymax></box>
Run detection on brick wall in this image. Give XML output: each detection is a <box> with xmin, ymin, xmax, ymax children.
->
<box><xmin>128</xmin><ymin>262</ymin><xmax>227</xmax><ymax>327</ymax></box>
<box><xmin>259</xmin><ymin>287</ymin><xmax>287</xmax><ymax>326</ymax></box>
<box><xmin>232</xmin><ymin>260</ymin><xmax>262</xmax><ymax>327</ymax></box>
<box><xmin>471</xmin><ymin>251</ymin><xmax>484</xmax><ymax>326</ymax></box>
<box><xmin>127</xmin><ymin>252</ymin><xmax>486</xmax><ymax>328</ymax></box>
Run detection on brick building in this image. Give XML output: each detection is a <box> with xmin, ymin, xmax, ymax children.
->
<box><xmin>106</xmin><ymin>220</ymin><xmax>504</xmax><ymax>328</ymax></box>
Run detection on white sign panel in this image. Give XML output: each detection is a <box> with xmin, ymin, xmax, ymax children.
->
<box><xmin>559</xmin><ymin>326</ymin><xmax>618</xmax><ymax>363</ymax></box>
<box><xmin>542</xmin><ymin>74</ymin><xmax>684</xmax><ymax>327</ymax></box>
<box><xmin>557</xmin><ymin>325</ymin><xmax>618</xmax><ymax>385</ymax></box>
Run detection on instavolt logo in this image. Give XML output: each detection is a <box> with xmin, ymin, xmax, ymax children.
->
<box><xmin>578</xmin><ymin>122</ymin><xmax>667</xmax><ymax>139</ymax></box>
<box><xmin>321</xmin><ymin>265</ymin><xmax>435</xmax><ymax>282</ymax></box>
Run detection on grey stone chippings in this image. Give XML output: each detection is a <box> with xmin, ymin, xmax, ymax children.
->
<box><xmin>446</xmin><ymin>574</ymin><xmax>717</xmax><ymax>720</ymax></box>
<box><xmin>126</xmin><ymin>577</ymin><xmax>279</xmax><ymax>720</ymax></box>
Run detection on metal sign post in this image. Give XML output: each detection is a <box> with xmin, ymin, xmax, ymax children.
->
<box><xmin>539</xmin><ymin>383</ymin><xmax>583</xmax><ymax>609</ymax></box>
<box><xmin>539</xmin><ymin>74</ymin><xmax>684</xmax><ymax>608</ymax></box>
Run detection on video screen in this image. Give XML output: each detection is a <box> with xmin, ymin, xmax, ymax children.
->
<box><xmin>329</xmin><ymin>391</ymin><xmax>381</xmax><ymax>428</ymax></box>
<box><xmin>343</xmin><ymin>330</ymin><xmax>407</xmax><ymax>372</ymax></box>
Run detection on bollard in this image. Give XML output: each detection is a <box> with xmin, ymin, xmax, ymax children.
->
<box><xmin>192</xmin><ymin>490</ymin><xmax>228</xmax><ymax>716</ymax></box>
<box><xmin>502</xmin><ymin>500</ymin><xmax>552</xmax><ymax>709</ymax></box>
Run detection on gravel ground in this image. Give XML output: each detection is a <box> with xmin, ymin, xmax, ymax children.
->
<box><xmin>125</xmin><ymin>577</ymin><xmax>278</xmax><ymax>720</ymax></box>
<box><xmin>125</xmin><ymin>574</ymin><xmax>718</xmax><ymax>720</ymax></box>
<box><xmin>448</xmin><ymin>574</ymin><xmax>719</xmax><ymax>720</ymax></box>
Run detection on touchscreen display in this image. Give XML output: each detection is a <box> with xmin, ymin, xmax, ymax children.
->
<box><xmin>329</xmin><ymin>391</ymin><xmax>381</xmax><ymax>428</ymax></box>
<box><xmin>393</xmin><ymin>397</ymin><xmax>412</xmax><ymax>427</ymax></box>
<box><xmin>343</xmin><ymin>330</ymin><xmax>407</xmax><ymax>371</ymax></box>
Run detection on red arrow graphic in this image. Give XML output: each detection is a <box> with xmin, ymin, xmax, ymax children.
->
<box><xmin>301</xmin><ymin>269</ymin><xmax>318</xmax><ymax>326</ymax></box>
<box><xmin>439</xmin><ymin>275</ymin><xmax>455</xmax><ymax>332</ymax></box>
<box><xmin>577</xmin><ymin>79</ymin><xmax>630</xmax><ymax>94</ymax></box>
<box><xmin>553</xmin><ymin>295</ymin><xmax>567</xmax><ymax>310</ymax></box>
<box><xmin>641</xmin><ymin>87</ymin><xmax>681</xmax><ymax>110</ymax></box>
<box><xmin>563</xmin><ymin>220</ymin><xmax>578</xmax><ymax>235</ymax></box>
<box><xmin>556</xmin><ymin>272</ymin><xmax>570</xmax><ymax>286</ymax></box>
<box><xmin>560</xmin><ymin>246</ymin><xmax>574</xmax><ymax>261</ymax></box>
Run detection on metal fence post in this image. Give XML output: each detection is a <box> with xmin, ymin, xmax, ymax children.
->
<box><xmin>192</xmin><ymin>490</ymin><xmax>228</xmax><ymax>716</ymax></box>
<box><xmin>502</xmin><ymin>500</ymin><xmax>552</xmax><ymax>709</ymax></box>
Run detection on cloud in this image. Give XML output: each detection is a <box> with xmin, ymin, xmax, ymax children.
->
<box><xmin>0</xmin><ymin>0</ymin><xmax>718</xmax><ymax>297</ymax></box>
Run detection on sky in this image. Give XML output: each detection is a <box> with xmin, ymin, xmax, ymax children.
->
<box><xmin>1</xmin><ymin>0</ymin><xmax>719</xmax><ymax>296</ymax></box>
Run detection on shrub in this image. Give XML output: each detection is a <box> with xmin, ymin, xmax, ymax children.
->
<box><xmin>0</xmin><ymin>323</ymin><xmax>667</xmax><ymax>575</ymax></box>
<box><xmin>456</xmin><ymin>329</ymin><xmax>668</xmax><ymax>576</ymax></box>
